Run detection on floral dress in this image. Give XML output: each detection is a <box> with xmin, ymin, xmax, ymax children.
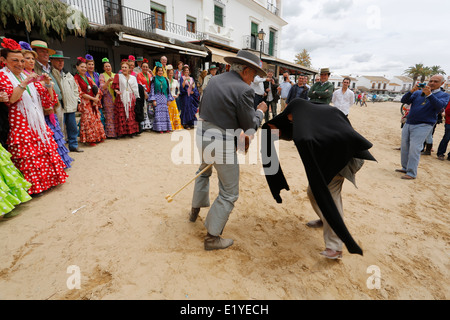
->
<box><xmin>74</xmin><ymin>73</ymin><xmax>106</xmax><ymax>144</ymax></box>
<box><xmin>99</xmin><ymin>72</ymin><xmax>117</xmax><ymax>138</ymax></box>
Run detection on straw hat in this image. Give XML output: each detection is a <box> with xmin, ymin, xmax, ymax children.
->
<box><xmin>320</xmin><ymin>68</ymin><xmax>331</xmax><ymax>75</ymax></box>
<box><xmin>30</xmin><ymin>40</ymin><xmax>56</xmax><ymax>55</ymax></box>
<box><xmin>224</xmin><ymin>50</ymin><xmax>266</xmax><ymax>77</ymax></box>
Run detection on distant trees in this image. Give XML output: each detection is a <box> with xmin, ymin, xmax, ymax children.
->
<box><xmin>294</xmin><ymin>49</ymin><xmax>312</xmax><ymax>68</ymax></box>
<box><xmin>404</xmin><ymin>63</ymin><xmax>446</xmax><ymax>84</ymax></box>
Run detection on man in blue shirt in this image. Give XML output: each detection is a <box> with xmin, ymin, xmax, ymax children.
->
<box><xmin>398</xmin><ymin>75</ymin><xmax>449</xmax><ymax>179</ymax></box>
<box><xmin>277</xmin><ymin>71</ymin><xmax>293</xmax><ymax>111</ymax></box>
<box><xmin>286</xmin><ymin>75</ymin><xmax>309</xmax><ymax>105</ymax></box>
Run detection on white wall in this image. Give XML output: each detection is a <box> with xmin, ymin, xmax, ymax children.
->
<box><xmin>122</xmin><ymin>0</ymin><xmax>285</xmax><ymax>56</ymax></box>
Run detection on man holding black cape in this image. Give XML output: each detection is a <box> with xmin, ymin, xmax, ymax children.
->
<box><xmin>261</xmin><ymin>98</ymin><xmax>376</xmax><ymax>259</ymax></box>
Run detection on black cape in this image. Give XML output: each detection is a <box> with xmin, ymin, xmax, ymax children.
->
<box><xmin>261</xmin><ymin>98</ymin><xmax>376</xmax><ymax>255</ymax></box>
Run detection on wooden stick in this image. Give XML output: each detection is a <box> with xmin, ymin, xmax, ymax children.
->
<box><xmin>165</xmin><ymin>164</ymin><xmax>213</xmax><ymax>203</ymax></box>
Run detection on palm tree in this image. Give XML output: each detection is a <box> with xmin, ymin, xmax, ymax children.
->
<box><xmin>404</xmin><ymin>63</ymin><xmax>425</xmax><ymax>85</ymax></box>
<box><xmin>429</xmin><ymin>65</ymin><xmax>446</xmax><ymax>76</ymax></box>
<box><xmin>420</xmin><ymin>66</ymin><xmax>432</xmax><ymax>82</ymax></box>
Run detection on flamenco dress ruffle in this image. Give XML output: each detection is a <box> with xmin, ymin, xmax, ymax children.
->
<box><xmin>0</xmin><ymin>145</ymin><xmax>32</xmax><ymax>217</ymax></box>
<box><xmin>45</xmin><ymin>114</ymin><xmax>73</xmax><ymax>169</ymax></box>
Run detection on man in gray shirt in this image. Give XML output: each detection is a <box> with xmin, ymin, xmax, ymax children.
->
<box><xmin>190</xmin><ymin>50</ymin><xmax>268</xmax><ymax>250</ymax></box>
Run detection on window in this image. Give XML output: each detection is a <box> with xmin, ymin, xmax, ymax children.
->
<box><xmin>383</xmin><ymin>83</ymin><xmax>387</xmax><ymax>89</ymax></box>
<box><xmin>87</xmin><ymin>46</ymin><xmax>109</xmax><ymax>71</ymax></box>
<box><xmin>187</xmin><ymin>16</ymin><xmax>196</xmax><ymax>33</ymax></box>
<box><xmin>268</xmin><ymin>29</ymin><xmax>276</xmax><ymax>56</ymax></box>
<box><xmin>378</xmin><ymin>83</ymin><xmax>381</xmax><ymax>89</ymax></box>
<box><xmin>214</xmin><ymin>5</ymin><xmax>224</xmax><ymax>27</ymax></box>
<box><xmin>372</xmin><ymin>83</ymin><xmax>375</xmax><ymax>89</ymax></box>
<box><xmin>151</xmin><ymin>2</ymin><xmax>166</xmax><ymax>30</ymax></box>
<box><xmin>250</xmin><ymin>22</ymin><xmax>258</xmax><ymax>50</ymax></box>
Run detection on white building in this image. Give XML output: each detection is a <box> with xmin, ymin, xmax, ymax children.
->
<box><xmin>328</xmin><ymin>74</ymin><xmax>357</xmax><ymax>91</ymax></box>
<box><xmin>56</xmin><ymin>0</ymin><xmax>315</xmax><ymax>76</ymax></box>
<box><xmin>356</xmin><ymin>76</ymin><xmax>390</xmax><ymax>94</ymax></box>
<box><xmin>388</xmin><ymin>76</ymin><xmax>413</xmax><ymax>93</ymax></box>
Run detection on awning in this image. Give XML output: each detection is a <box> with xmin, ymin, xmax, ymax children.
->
<box><xmin>118</xmin><ymin>32</ymin><xmax>208</xmax><ymax>57</ymax></box>
<box><xmin>262</xmin><ymin>56</ymin><xmax>318</xmax><ymax>75</ymax></box>
<box><xmin>205</xmin><ymin>45</ymin><xmax>237</xmax><ymax>64</ymax></box>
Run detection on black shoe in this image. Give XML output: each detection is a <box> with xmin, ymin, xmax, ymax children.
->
<box><xmin>189</xmin><ymin>208</ymin><xmax>200</xmax><ymax>222</ymax></box>
<box><xmin>69</xmin><ymin>147</ymin><xmax>84</xmax><ymax>153</ymax></box>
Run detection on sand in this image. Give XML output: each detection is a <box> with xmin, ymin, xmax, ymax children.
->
<box><xmin>0</xmin><ymin>101</ymin><xmax>449</xmax><ymax>300</ymax></box>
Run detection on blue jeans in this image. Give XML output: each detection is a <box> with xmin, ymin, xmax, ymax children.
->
<box><xmin>401</xmin><ymin>123</ymin><xmax>433</xmax><ymax>178</ymax></box>
<box><xmin>437</xmin><ymin>124</ymin><xmax>450</xmax><ymax>157</ymax></box>
<box><xmin>64</xmin><ymin>112</ymin><xmax>79</xmax><ymax>150</ymax></box>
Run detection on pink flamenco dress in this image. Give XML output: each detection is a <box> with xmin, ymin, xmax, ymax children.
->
<box><xmin>0</xmin><ymin>68</ymin><xmax>68</xmax><ymax>195</ymax></box>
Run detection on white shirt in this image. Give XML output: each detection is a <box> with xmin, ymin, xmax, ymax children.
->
<box><xmin>332</xmin><ymin>87</ymin><xmax>355</xmax><ymax>116</ymax></box>
<box><xmin>250</xmin><ymin>75</ymin><xmax>266</xmax><ymax>95</ymax></box>
<box><xmin>169</xmin><ymin>78</ymin><xmax>180</xmax><ymax>97</ymax></box>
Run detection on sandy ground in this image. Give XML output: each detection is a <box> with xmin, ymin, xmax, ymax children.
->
<box><xmin>0</xmin><ymin>101</ymin><xmax>449</xmax><ymax>300</ymax></box>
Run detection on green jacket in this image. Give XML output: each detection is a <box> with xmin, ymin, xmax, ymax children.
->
<box><xmin>308</xmin><ymin>81</ymin><xmax>334</xmax><ymax>104</ymax></box>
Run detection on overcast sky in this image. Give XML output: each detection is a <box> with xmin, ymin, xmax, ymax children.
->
<box><xmin>279</xmin><ymin>0</ymin><xmax>450</xmax><ymax>79</ymax></box>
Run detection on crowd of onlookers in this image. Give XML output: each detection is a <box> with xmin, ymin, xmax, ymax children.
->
<box><xmin>0</xmin><ymin>37</ymin><xmax>212</xmax><ymax>217</ymax></box>
<box><xmin>1</xmin><ymin>36</ymin><xmax>449</xmax><ymax>218</ymax></box>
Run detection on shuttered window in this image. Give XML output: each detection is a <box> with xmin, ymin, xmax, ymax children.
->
<box><xmin>214</xmin><ymin>5</ymin><xmax>223</xmax><ymax>26</ymax></box>
<box><xmin>269</xmin><ymin>29</ymin><xmax>275</xmax><ymax>56</ymax></box>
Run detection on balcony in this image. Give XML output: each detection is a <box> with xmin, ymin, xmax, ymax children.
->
<box><xmin>267</xmin><ymin>3</ymin><xmax>280</xmax><ymax>16</ymax></box>
<box><xmin>63</xmin><ymin>0</ymin><xmax>207</xmax><ymax>40</ymax></box>
<box><xmin>242</xmin><ymin>35</ymin><xmax>272</xmax><ymax>56</ymax></box>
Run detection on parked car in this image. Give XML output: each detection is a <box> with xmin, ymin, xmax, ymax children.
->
<box><xmin>377</xmin><ymin>94</ymin><xmax>390</xmax><ymax>102</ymax></box>
<box><xmin>393</xmin><ymin>94</ymin><xmax>403</xmax><ymax>102</ymax></box>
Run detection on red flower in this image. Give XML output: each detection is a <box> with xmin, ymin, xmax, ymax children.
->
<box><xmin>77</xmin><ymin>56</ymin><xmax>86</xmax><ymax>63</ymax></box>
<box><xmin>143</xmin><ymin>58</ymin><xmax>149</xmax><ymax>64</ymax></box>
<box><xmin>1</xmin><ymin>38</ymin><xmax>22</xmax><ymax>51</ymax></box>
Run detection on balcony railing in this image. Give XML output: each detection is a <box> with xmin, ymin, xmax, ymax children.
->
<box><xmin>242</xmin><ymin>35</ymin><xmax>271</xmax><ymax>56</ymax></box>
<box><xmin>63</xmin><ymin>0</ymin><xmax>206</xmax><ymax>40</ymax></box>
<box><xmin>267</xmin><ymin>3</ymin><xmax>280</xmax><ymax>16</ymax></box>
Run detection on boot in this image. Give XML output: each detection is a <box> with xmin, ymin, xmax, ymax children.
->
<box><xmin>422</xmin><ymin>143</ymin><xmax>432</xmax><ymax>155</ymax></box>
<box><xmin>204</xmin><ymin>233</ymin><xmax>234</xmax><ymax>251</ymax></box>
<box><xmin>189</xmin><ymin>208</ymin><xmax>200</xmax><ymax>222</ymax></box>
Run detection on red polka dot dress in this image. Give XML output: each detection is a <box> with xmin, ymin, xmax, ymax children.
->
<box><xmin>0</xmin><ymin>71</ymin><xmax>68</xmax><ymax>195</ymax></box>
